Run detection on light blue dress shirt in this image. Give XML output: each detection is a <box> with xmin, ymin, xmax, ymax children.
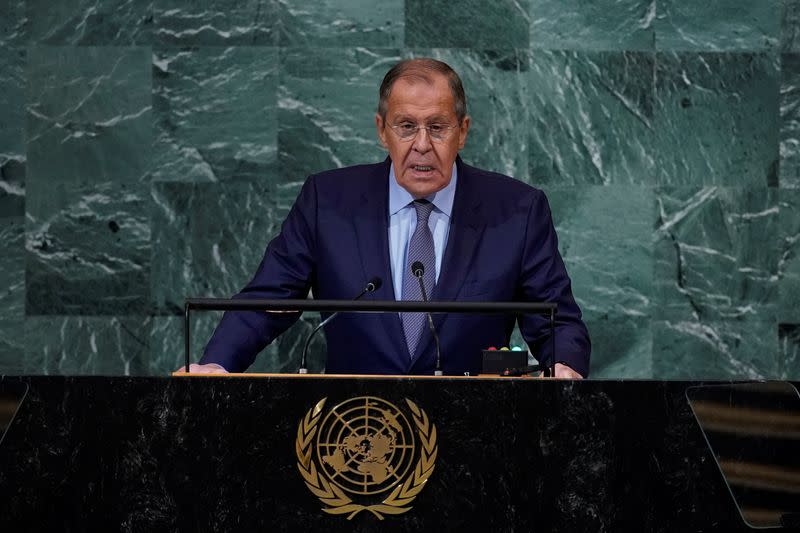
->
<box><xmin>388</xmin><ymin>164</ymin><xmax>457</xmax><ymax>300</ymax></box>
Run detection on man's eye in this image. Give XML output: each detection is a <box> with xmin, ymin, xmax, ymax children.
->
<box><xmin>398</xmin><ymin>124</ymin><xmax>417</xmax><ymax>132</ymax></box>
<box><xmin>427</xmin><ymin>124</ymin><xmax>446</xmax><ymax>134</ymax></box>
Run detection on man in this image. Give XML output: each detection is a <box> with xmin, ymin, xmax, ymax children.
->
<box><xmin>186</xmin><ymin>58</ymin><xmax>590</xmax><ymax>378</ymax></box>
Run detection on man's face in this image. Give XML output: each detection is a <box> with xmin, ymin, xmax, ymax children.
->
<box><xmin>375</xmin><ymin>74</ymin><xmax>470</xmax><ymax>198</ymax></box>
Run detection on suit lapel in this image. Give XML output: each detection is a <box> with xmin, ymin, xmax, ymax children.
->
<box><xmin>351</xmin><ymin>159</ymin><xmax>408</xmax><ymax>360</ymax></box>
<box><xmin>412</xmin><ymin>158</ymin><xmax>486</xmax><ymax>363</ymax></box>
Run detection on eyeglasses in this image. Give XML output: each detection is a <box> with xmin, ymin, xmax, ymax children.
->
<box><xmin>389</xmin><ymin>122</ymin><xmax>459</xmax><ymax>142</ymax></box>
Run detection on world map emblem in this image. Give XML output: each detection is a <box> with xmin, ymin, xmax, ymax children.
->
<box><xmin>295</xmin><ymin>396</ymin><xmax>438</xmax><ymax>520</ymax></box>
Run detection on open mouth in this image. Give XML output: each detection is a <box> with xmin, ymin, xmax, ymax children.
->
<box><xmin>411</xmin><ymin>165</ymin><xmax>434</xmax><ymax>172</ymax></box>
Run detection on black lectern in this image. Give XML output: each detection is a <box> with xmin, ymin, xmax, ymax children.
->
<box><xmin>2</xmin><ymin>376</ymin><xmax>797</xmax><ymax>532</ymax></box>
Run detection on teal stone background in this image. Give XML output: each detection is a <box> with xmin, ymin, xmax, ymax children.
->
<box><xmin>1</xmin><ymin>0</ymin><xmax>798</xmax><ymax>379</ymax></box>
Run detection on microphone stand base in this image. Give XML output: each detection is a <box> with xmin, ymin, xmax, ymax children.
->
<box><xmin>434</xmin><ymin>370</ymin><xmax>443</xmax><ymax>376</ymax></box>
<box><xmin>297</xmin><ymin>368</ymin><xmax>308</xmax><ymax>374</ymax></box>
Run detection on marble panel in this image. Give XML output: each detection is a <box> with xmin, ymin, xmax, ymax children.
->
<box><xmin>781</xmin><ymin>53</ymin><xmax>800</xmax><ymax>188</ymax></box>
<box><xmin>154</xmin><ymin>0</ymin><xmax>279</xmax><ymax>45</ymax></box>
<box><xmin>784</xmin><ymin>0</ymin><xmax>800</xmax><ymax>52</ymax></box>
<box><xmin>278</xmin><ymin>47</ymin><xmax>398</xmax><ymax>180</ymax></box>
<box><xmin>0</xmin><ymin>218</ymin><xmax>25</xmax><ymax>370</ymax></box>
<box><xmin>778</xmin><ymin>323</ymin><xmax>800</xmax><ymax>378</ymax></box>
<box><xmin>530</xmin><ymin>0</ymin><xmax>655</xmax><ymax>51</ymax></box>
<box><xmin>26</xmin><ymin>181</ymin><xmax>151</xmax><ymax>315</ymax></box>
<box><xmin>150</xmin><ymin>180</ymin><xmax>295</xmax><ymax>314</ymax></box>
<box><xmin>0</xmin><ymin>319</ymin><xmax>24</xmax><ymax>374</ymax></box>
<box><xmin>21</xmin><ymin>316</ymin><xmax>151</xmax><ymax>375</ymax></box>
<box><xmin>26</xmin><ymin>46</ymin><xmax>152</xmax><ymax>189</ymax></box>
<box><xmin>152</xmin><ymin>47</ymin><xmax>278</xmax><ymax>182</ymax></box>
<box><xmin>655</xmin><ymin>1</ymin><xmax>779</xmax><ymax>51</ymax></box>
<box><xmin>654</xmin><ymin>53</ymin><xmax>779</xmax><ymax>187</ymax></box>
<box><xmin>528</xmin><ymin>51</ymin><xmax>656</xmax><ymax>186</ymax></box>
<box><xmin>545</xmin><ymin>185</ymin><xmax>653</xmax><ymax>319</ymax></box>
<box><xmin>26</xmin><ymin>0</ymin><xmax>153</xmax><ymax>45</ymax></box>
<box><xmin>279</xmin><ymin>0</ymin><xmax>403</xmax><ymax>47</ymax></box>
<box><xmin>652</xmin><ymin>319</ymin><xmax>779</xmax><ymax>379</ymax></box>
<box><xmin>0</xmin><ymin>48</ymin><xmax>25</xmax><ymax>218</ymax></box>
<box><xmin>779</xmin><ymin>189</ymin><xmax>800</xmax><ymax>322</ymax></box>
<box><xmin>0</xmin><ymin>0</ymin><xmax>26</xmax><ymax>47</ymax></box>
<box><xmin>584</xmin><ymin>313</ymin><xmax>653</xmax><ymax>378</ymax></box>
<box><xmin>411</xmin><ymin>49</ymin><xmax>529</xmax><ymax>180</ymax></box>
<box><xmin>654</xmin><ymin>187</ymin><xmax>779</xmax><ymax>322</ymax></box>
<box><xmin>405</xmin><ymin>0</ymin><xmax>530</xmax><ymax>48</ymax></box>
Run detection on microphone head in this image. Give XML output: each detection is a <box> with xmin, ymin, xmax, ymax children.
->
<box><xmin>411</xmin><ymin>261</ymin><xmax>425</xmax><ymax>277</ymax></box>
<box><xmin>366</xmin><ymin>277</ymin><xmax>382</xmax><ymax>292</ymax></box>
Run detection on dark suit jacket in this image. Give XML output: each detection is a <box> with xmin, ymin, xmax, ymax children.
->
<box><xmin>201</xmin><ymin>157</ymin><xmax>591</xmax><ymax>376</ymax></box>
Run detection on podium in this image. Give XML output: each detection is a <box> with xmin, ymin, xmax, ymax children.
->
<box><xmin>1</xmin><ymin>375</ymin><xmax>796</xmax><ymax>531</ymax></box>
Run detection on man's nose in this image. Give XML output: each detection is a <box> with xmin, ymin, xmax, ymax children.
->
<box><xmin>412</xmin><ymin>127</ymin><xmax>432</xmax><ymax>152</ymax></box>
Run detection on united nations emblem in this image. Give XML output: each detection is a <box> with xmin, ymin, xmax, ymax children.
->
<box><xmin>295</xmin><ymin>396</ymin><xmax>438</xmax><ymax>520</ymax></box>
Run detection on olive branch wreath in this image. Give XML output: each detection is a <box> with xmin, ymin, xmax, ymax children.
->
<box><xmin>295</xmin><ymin>398</ymin><xmax>438</xmax><ymax>520</ymax></box>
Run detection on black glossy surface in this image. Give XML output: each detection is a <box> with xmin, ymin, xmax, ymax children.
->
<box><xmin>0</xmin><ymin>377</ymin><xmax>797</xmax><ymax>532</ymax></box>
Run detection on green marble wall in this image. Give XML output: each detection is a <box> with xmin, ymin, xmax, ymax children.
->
<box><xmin>1</xmin><ymin>0</ymin><xmax>798</xmax><ymax>379</ymax></box>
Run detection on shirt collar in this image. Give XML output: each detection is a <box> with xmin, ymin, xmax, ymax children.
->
<box><xmin>388</xmin><ymin>162</ymin><xmax>458</xmax><ymax>217</ymax></box>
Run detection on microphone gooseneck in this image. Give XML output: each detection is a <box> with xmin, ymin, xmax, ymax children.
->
<box><xmin>298</xmin><ymin>277</ymin><xmax>382</xmax><ymax>374</ymax></box>
<box><xmin>411</xmin><ymin>261</ymin><xmax>443</xmax><ymax>376</ymax></box>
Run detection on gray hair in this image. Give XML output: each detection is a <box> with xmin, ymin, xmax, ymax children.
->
<box><xmin>377</xmin><ymin>58</ymin><xmax>467</xmax><ymax>122</ymax></box>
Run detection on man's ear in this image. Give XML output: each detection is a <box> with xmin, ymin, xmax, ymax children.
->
<box><xmin>375</xmin><ymin>113</ymin><xmax>388</xmax><ymax>148</ymax></box>
<box><xmin>457</xmin><ymin>115</ymin><xmax>471</xmax><ymax>150</ymax></box>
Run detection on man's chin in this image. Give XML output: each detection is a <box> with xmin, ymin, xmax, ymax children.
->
<box><xmin>400</xmin><ymin>173</ymin><xmax>447</xmax><ymax>198</ymax></box>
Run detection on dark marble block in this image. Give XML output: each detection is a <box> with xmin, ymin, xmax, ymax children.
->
<box><xmin>652</xmin><ymin>319</ymin><xmax>782</xmax><ymax>379</ymax></box>
<box><xmin>150</xmin><ymin>180</ymin><xmax>287</xmax><ymax>314</ymax></box>
<box><xmin>654</xmin><ymin>187</ymin><xmax>779</xmax><ymax>322</ymax></box>
<box><xmin>152</xmin><ymin>46</ymin><xmax>278</xmax><ymax>182</ymax></box>
<box><xmin>26</xmin><ymin>0</ymin><xmax>153</xmax><ymax>45</ymax></box>
<box><xmin>0</xmin><ymin>48</ymin><xmax>25</xmax><ymax>218</ymax></box>
<box><xmin>781</xmin><ymin>53</ymin><xmax>800</xmax><ymax>188</ymax></box>
<box><xmin>405</xmin><ymin>0</ymin><xmax>531</xmax><ymax>49</ymax></box>
<box><xmin>654</xmin><ymin>52</ymin><xmax>779</xmax><ymax>187</ymax></box>
<box><xmin>584</xmin><ymin>314</ymin><xmax>652</xmax><ymax>378</ymax></box>
<box><xmin>0</xmin><ymin>377</ymin><xmax>782</xmax><ymax>531</ymax></box>
<box><xmin>780</xmin><ymin>190</ymin><xmax>800</xmax><ymax>321</ymax></box>
<box><xmin>24</xmin><ymin>46</ymin><xmax>152</xmax><ymax>316</ymax></box>
<box><xmin>785</xmin><ymin>0</ymin><xmax>800</xmax><ymax>52</ymax></box>
<box><xmin>656</xmin><ymin>0</ymin><xmax>779</xmax><ymax>51</ymax></box>
<box><xmin>779</xmin><ymin>323</ymin><xmax>800</xmax><ymax>376</ymax></box>
<box><xmin>0</xmin><ymin>0</ymin><xmax>26</xmax><ymax>47</ymax></box>
<box><xmin>528</xmin><ymin>51</ymin><xmax>656</xmax><ymax>185</ymax></box>
<box><xmin>0</xmin><ymin>218</ymin><xmax>25</xmax><ymax>366</ymax></box>
<box><xmin>25</xmin><ymin>181</ymin><xmax>150</xmax><ymax>315</ymax></box>
<box><xmin>21</xmin><ymin>316</ymin><xmax>151</xmax><ymax>375</ymax></box>
<box><xmin>279</xmin><ymin>0</ymin><xmax>404</xmax><ymax>47</ymax></box>
<box><xmin>530</xmin><ymin>0</ymin><xmax>655</xmax><ymax>51</ymax></box>
<box><xmin>154</xmin><ymin>0</ymin><xmax>280</xmax><ymax>45</ymax></box>
<box><xmin>26</xmin><ymin>46</ymin><xmax>152</xmax><ymax>188</ymax></box>
<box><xmin>547</xmin><ymin>185</ymin><xmax>653</xmax><ymax>318</ymax></box>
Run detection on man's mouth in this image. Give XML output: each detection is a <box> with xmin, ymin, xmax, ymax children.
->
<box><xmin>411</xmin><ymin>165</ymin><xmax>434</xmax><ymax>172</ymax></box>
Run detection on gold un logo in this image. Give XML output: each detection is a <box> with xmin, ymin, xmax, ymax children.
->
<box><xmin>295</xmin><ymin>396</ymin><xmax>438</xmax><ymax>520</ymax></box>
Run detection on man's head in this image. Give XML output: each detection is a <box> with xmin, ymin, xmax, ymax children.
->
<box><xmin>375</xmin><ymin>58</ymin><xmax>470</xmax><ymax>198</ymax></box>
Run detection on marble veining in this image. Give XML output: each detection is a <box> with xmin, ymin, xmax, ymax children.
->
<box><xmin>0</xmin><ymin>1</ymin><xmax>797</xmax><ymax>378</ymax></box>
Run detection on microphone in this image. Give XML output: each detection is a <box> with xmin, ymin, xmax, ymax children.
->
<box><xmin>298</xmin><ymin>277</ymin><xmax>382</xmax><ymax>374</ymax></box>
<box><xmin>411</xmin><ymin>261</ymin><xmax>443</xmax><ymax>376</ymax></box>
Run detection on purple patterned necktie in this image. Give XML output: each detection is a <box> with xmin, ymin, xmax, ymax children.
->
<box><xmin>401</xmin><ymin>199</ymin><xmax>436</xmax><ymax>358</ymax></box>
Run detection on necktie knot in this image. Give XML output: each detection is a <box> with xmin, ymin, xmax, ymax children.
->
<box><xmin>412</xmin><ymin>199</ymin><xmax>434</xmax><ymax>223</ymax></box>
